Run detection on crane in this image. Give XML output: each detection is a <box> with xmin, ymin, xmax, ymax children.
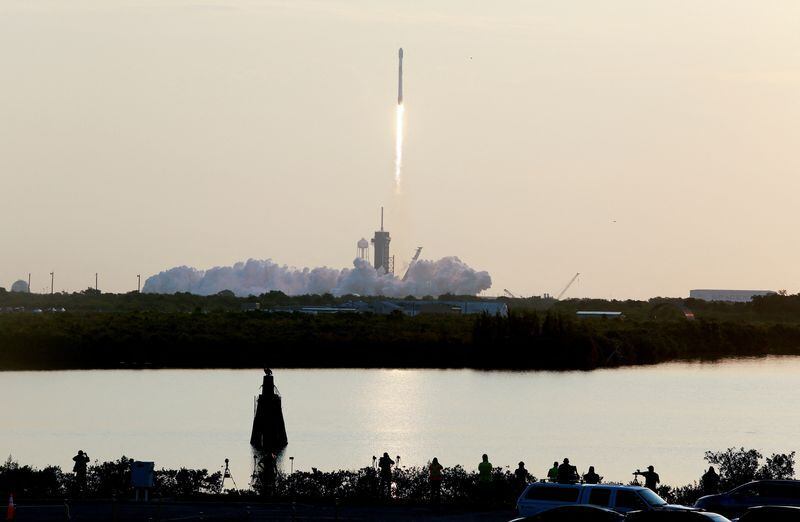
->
<box><xmin>401</xmin><ymin>247</ymin><xmax>423</xmax><ymax>281</ymax></box>
<box><xmin>556</xmin><ymin>272</ymin><xmax>580</xmax><ymax>300</ymax></box>
<box><xmin>503</xmin><ymin>289</ymin><xmax>519</xmax><ymax>298</ymax></box>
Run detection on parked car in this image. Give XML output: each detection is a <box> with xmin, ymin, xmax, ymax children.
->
<box><xmin>626</xmin><ymin>510</ymin><xmax>731</xmax><ymax>522</ymax></box>
<box><xmin>509</xmin><ymin>505</ymin><xmax>625</xmax><ymax>521</ymax></box>
<box><xmin>695</xmin><ymin>480</ymin><xmax>800</xmax><ymax>519</ymax></box>
<box><xmin>517</xmin><ymin>483</ymin><xmax>694</xmax><ymax>516</ymax></box>
<box><xmin>736</xmin><ymin>505</ymin><xmax>800</xmax><ymax>522</ymax></box>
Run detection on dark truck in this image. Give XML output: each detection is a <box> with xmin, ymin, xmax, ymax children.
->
<box><xmin>694</xmin><ymin>480</ymin><xmax>800</xmax><ymax>519</ymax></box>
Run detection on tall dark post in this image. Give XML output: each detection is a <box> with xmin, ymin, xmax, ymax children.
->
<box><xmin>137</xmin><ymin>274</ymin><xmax>141</xmax><ymax>293</ymax></box>
<box><xmin>50</xmin><ymin>272</ymin><xmax>54</xmax><ymax>294</ymax></box>
<box><xmin>95</xmin><ymin>273</ymin><xmax>98</xmax><ymax>291</ymax></box>
<box><xmin>250</xmin><ymin>369</ymin><xmax>288</xmax><ymax>451</ymax></box>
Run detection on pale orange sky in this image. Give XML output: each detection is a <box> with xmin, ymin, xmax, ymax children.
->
<box><xmin>2</xmin><ymin>0</ymin><xmax>799</xmax><ymax>298</ymax></box>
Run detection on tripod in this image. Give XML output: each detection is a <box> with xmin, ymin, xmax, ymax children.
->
<box><xmin>220</xmin><ymin>458</ymin><xmax>237</xmax><ymax>492</ymax></box>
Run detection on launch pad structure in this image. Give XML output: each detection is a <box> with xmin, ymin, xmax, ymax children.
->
<box><xmin>371</xmin><ymin>207</ymin><xmax>393</xmax><ymax>275</ymax></box>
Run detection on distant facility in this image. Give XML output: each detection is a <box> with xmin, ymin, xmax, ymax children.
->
<box><xmin>269</xmin><ymin>300</ymin><xmax>508</xmax><ymax>317</ymax></box>
<box><xmin>576</xmin><ymin>311</ymin><xmax>624</xmax><ymax>320</ymax></box>
<box><xmin>368</xmin><ymin>299</ymin><xmax>508</xmax><ymax>317</ymax></box>
<box><xmin>689</xmin><ymin>289</ymin><xmax>776</xmax><ymax>303</ymax></box>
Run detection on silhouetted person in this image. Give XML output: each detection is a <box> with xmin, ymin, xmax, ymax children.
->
<box><xmin>429</xmin><ymin>457</ymin><xmax>443</xmax><ymax>504</ymax></box>
<box><xmin>514</xmin><ymin>461</ymin><xmax>530</xmax><ymax>490</ymax></box>
<box><xmin>635</xmin><ymin>466</ymin><xmax>660</xmax><ymax>491</ymax></box>
<box><xmin>583</xmin><ymin>466</ymin><xmax>600</xmax><ymax>484</ymax></box>
<box><xmin>557</xmin><ymin>458</ymin><xmax>579</xmax><ymax>484</ymax></box>
<box><xmin>378</xmin><ymin>452</ymin><xmax>394</xmax><ymax>498</ymax></box>
<box><xmin>478</xmin><ymin>454</ymin><xmax>493</xmax><ymax>505</ymax></box>
<box><xmin>701</xmin><ymin>466</ymin><xmax>720</xmax><ymax>495</ymax></box>
<box><xmin>72</xmin><ymin>450</ymin><xmax>90</xmax><ymax>494</ymax></box>
<box><xmin>547</xmin><ymin>461</ymin><xmax>559</xmax><ymax>482</ymax></box>
<box><xmin>257</xmin><ymin>453</ymin><xmax>278</xmax><ymax>497</ymax></box>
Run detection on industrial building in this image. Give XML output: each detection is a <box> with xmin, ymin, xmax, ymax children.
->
<box><xmin>268</xmin><ymin>300</ymin><xmax>507</xmax><ymax>317</ymax></box>
<box><xmin>364</xmin><ymin>299</ymin><xmax>508</xmax><ymax>317</ymax></box>
<box><xmin>576</xmin><ymin>311</ymin><xmax>624</xmax><ymax>320</ymax></box>
<box><xmin>689</xmin><ymin>289</ymin><xmax>776</xmax><ymax>303</ymax></box>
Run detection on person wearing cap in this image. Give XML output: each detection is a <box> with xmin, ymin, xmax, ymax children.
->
<box><xmin>634</xmin><ymin>465</ymin><xmax>660</xmax><ymax>491</ymax></box>
<box><xmin>72</xmin><ymin>450</ymin><xmax>90</xmax><ymax>494</ymax></box>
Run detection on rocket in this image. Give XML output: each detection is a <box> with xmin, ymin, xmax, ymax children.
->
<box><xmin>398</xmin><ymin>48</ymin><xmax>403</xmax><ymax>105</ymax></box>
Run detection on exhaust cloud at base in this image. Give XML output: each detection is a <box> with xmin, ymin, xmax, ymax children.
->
<box><xmin>142</xmin><ymin>257</ymin><xmax>491</xmax><ymax>297</ymax></box>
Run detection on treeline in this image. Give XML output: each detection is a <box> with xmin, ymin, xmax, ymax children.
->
<box><xmin>2</xmin><ymin>448</ymin><xmax>794</xmax><ymax>508</ymax></box>
<box><xmin>3</xmin><ymin>288</ymin><xmax>800</xmax><ymax>323</ymax></box>
<box><xmin>0</xmin><ymin>456</ymin><xmax>221</xmax><ymax>500</ymax></box>
<box><xmin>2</xmin><ymin>309</ymin><xmax>800</xmax><ymax>370</ymax></box>
<box><xmin>0</xmin><ymin>288</ymin><xmax>488</xmax><ymax>314</ymax></box>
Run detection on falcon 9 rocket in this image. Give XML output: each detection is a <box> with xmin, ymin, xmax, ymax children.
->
<box><xmin>398</xmin><ymin>48</ymin><xmax>403</xmax><ymax>105</ymax></box>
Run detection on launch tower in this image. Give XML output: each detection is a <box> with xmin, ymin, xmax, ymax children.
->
<box><xmin>372</xmin><ymin>207</ymin><xmax>392</xmax><ymax>274</ymax></box>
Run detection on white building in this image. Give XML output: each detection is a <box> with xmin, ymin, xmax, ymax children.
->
<box><xmin>689</xmin><ymin>289</ymin><xmax>775</xmax><ymax>303</ymax></box>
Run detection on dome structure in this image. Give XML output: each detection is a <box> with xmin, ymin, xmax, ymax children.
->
<box><xmin>10</xmin><ymin>279</ymin><xmax>29</xmax><ymax>293</ymax></box>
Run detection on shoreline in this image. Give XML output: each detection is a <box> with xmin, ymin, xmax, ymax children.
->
<box><xmin>3</xmin><ymin>310</ymin><xmax>800</xmax><ymax>372</ymax></box>
<box><xmin>3</xmin><ymin>352</ymin><xmax>799</xmax><ymax>372</ymax></box>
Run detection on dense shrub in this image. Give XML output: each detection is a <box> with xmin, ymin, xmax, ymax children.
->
<box><xmin>156</xmin><ymin>468</ymin><xmax>222</xmax><ymax>497</ymax></box>
<box><xmin>705</xmin><ymin>447</ymin><xmax>796</xmax><ymax>490</ymax></box>
<box><xmin>0</xmin><ymin>457</ymin><xmax>64</xmax><ymax>498</ymax></box>
<box><xmin>1</xmin><ymin>449</ymin><xmax>795</xmax><ymax>508</ymax></box>
<box><xmin>261</xmin><ymin>464</ymin><xmax>530</xmax><ymax>507</ymax></box>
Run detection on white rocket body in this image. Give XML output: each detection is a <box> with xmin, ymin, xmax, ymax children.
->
<box><xmin>398</xmin><ymin>48</ymin><xmax>403</xmax><ymax>105</ymax></box>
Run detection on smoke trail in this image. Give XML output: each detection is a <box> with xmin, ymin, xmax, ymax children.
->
<box><xmin>394</xmin><ymin>103</ymin><xmax>404</xmax><ymax>194</ymax></box>
<box><xmin>142</xmin><ymin>257</ymin><xmax>492</xmax><ymax>298</ymax></box>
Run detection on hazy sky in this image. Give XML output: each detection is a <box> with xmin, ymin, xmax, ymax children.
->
<box><xmin>2</xmin><ymin>0</ymin><xmax>800</xmax><ymax>298</ymax></box>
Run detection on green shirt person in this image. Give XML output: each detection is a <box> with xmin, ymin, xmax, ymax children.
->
<box><xmin>478</xmin><ymin>454</ymin><xmax>493</xmax><ymax>483</ymax></box>
<box><xmin>547</xmin><ymin>461</ymin><xmax>559</xmax><ymax>482</ymax></box>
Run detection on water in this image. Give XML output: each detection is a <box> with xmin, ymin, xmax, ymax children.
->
<box><xmin>3</xmin><ymin>357</ymin><xmax>800</xmax><ymax>487</ymax></box>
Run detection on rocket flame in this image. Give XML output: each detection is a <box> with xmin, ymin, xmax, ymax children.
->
<box><xmin>394</xmin><ymin>103</ymin><xmax>404</xmax><ymax>193</ymax></box>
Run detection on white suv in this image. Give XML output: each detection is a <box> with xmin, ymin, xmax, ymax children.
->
<box><xmin>517</xmin><ymin>482</ymin><xmax>691</xmax><ymax>516</ymax></box>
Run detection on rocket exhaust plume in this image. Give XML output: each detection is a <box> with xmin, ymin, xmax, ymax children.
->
<box><xmin>394</xmin><ymin>48</ymin><xmax>405</xmax><ymax>194</ymax></box>
<box><xmin>142</xmin><ymin>257</ymin><xmax>492</xmax><ymax>297</ymax></box>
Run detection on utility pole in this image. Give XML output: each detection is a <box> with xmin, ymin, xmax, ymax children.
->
<box><xmin>50</xmin><ymin>272</ymin><xmax>54</xmax><ymax>295</ymax></box>
<box><xmin>27</xmin><ymin>273</ymin><xmax>31</xmax><ymax>293</ymax></box>
<box><xmin>137</xmin><ymin>274</ymin><xmax>141</xmax><ymax>293</ymax></box>
<box><xmin>95</xmin><ymin>273</ymin><xmax>98</xmax><ymax>291</ymax></box>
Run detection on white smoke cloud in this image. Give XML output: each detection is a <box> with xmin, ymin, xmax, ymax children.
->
<box><xmin>143</xmin><ymin>257</ymin><xmax>492</xmax><ymax>298</ymax></box>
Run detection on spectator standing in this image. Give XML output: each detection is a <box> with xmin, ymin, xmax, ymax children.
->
<box><xmin>429</xmin><ymin>457</ymin><xmax>444</xmax><ymax>504</ymax></box>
